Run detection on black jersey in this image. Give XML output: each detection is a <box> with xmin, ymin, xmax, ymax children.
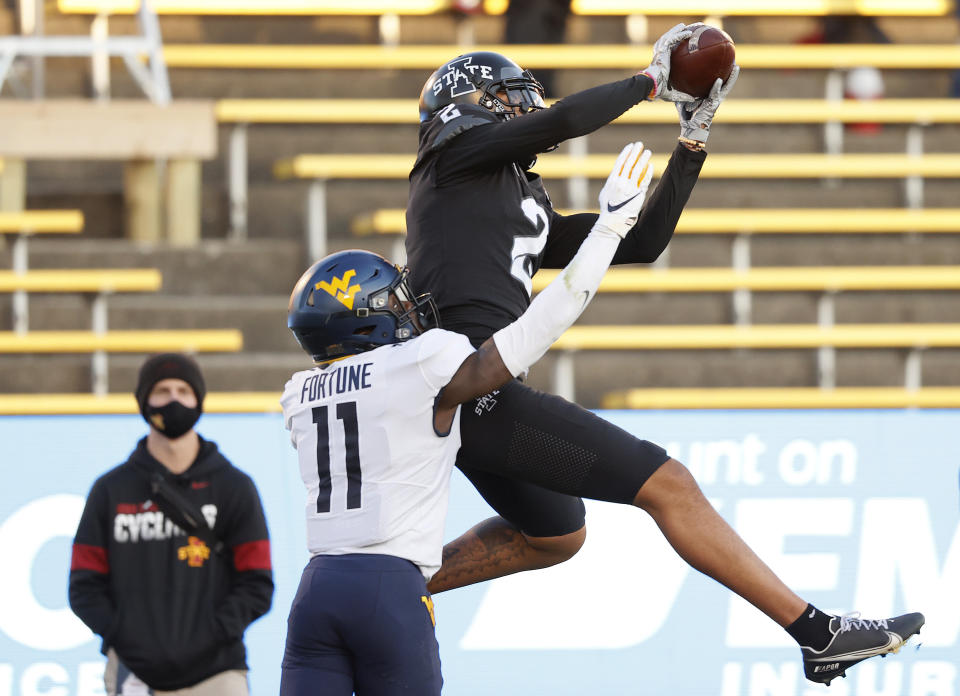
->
<box><xmin>406</xmin><ymin>73</ymin><xmax>706</xmax><ymax>346</ymax></box>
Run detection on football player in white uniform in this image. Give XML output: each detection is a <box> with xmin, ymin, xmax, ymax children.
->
<box><xmin>279</xmin><ymin>143</ymin><xmax>654</xmax><ymax>695</ymax></box>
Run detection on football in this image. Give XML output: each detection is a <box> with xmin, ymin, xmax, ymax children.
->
<box><xmin>669</xmin><ymin>25</ymin><xmax>736</xmax><ymax>99</ymax></box>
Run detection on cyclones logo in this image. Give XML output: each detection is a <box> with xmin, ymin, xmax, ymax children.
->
<box><xmin>177</xmin><ymin>536</ymin><xmax>211</xmax><ymax>567</ymax></box>
<box><xmin>432</xmin><ymin>55</ymin><xmax>494</xmax><ymax>98</ymax></box>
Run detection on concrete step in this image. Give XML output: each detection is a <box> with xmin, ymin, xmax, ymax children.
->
<box><xmin>3</xmin><ymin>340</ymin><xmax>957</xmax><ymax>406</ymax></box>
<box><xmin>108</xmin><ymin>351</ymin><xmax>310</xmax><ymax>393</ymax></box>
<box><xmin>577</xmin><ymin>289</ymin><xmax>960</xmax><ymax>327</ymax></box>
<box><xmin>7</xmin><ymin>293</ymin><xmax>299</xmax><ymax>352</ymax></box>
<box><xmin>0</xmin><ymin>355</ymin><xmax>95</xmax><ymax>393</ymax></box>
<box><xmin>234</xmin><ymin>121</ymin><xmax>960</xmax><ymax>170</ymax></box>
<box><xmin>746</xmin><ymin>233</ymin><xmax>960</xmax><ymax>266</ymax></box>
<box><xmin>33</xmin><ymin>54</ymin><xmax>957</xmax><ymax>102</ymax></box>
<box><xmin>40</xmin><ymin>10</ymin><xmax>958</xmax><ymax>49</ymax></box>
<box><xmin>8</xmin><ymin>202</ymin><xmax>958</xmax><ymax>276</ymax></box>
<box><xmin>659</xmin><ymin>231</ymin><xmax>960</xmax><ymax>267</ymax></box>
<box><xmin>5</xmin><ymin>344</ymin><xmax>957</xmax><ymax>407</ymax></box>
<box><xmin>20</xmin><ymin>167</ymin><xmax>960</xmax><ymax>248</ymax></box>
<box><xmin>22</xmin><ymin>132</ymin><xmax>960</xmax><ymax>243</ymax></box>
<box><xmin>243</xmin><ymin>175</ymin><xmax>960</xmax><ymax>248</ymax></box>
<box><xmin>530</xmin><ymin>345</ymin><xmax>960</xmax><ymax>408</ymax></box>
<box><xmin>7</xmin><ymin>285</ymin><xmax>960</xmax><ymax>351</ymax></box>
<box><xmin>0</xmin><ymin>351</ymin><xmax>305</xmax><ymax>394</ymax></box>
<box><xmin>0</xmin><ymin>239</ymin><xmax>305</xmax><ymax>294</ymax></box>
<box><xmin>12</xmin><ymin>279</ymin><xmax>960</xmax><ymax>320</ymax></box>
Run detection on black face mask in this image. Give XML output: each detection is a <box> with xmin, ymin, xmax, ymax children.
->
<box><xmin>143</xmin><ymin>400</ymin><xmax>201</xmax><ymax>439</ymax></box>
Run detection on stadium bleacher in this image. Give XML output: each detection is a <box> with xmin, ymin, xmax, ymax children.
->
<box><xmin>601</xmin><ymin>386</ymin><xmax>960</xmax><ymax>409</ymax></box>
<box><xmin>355</xmin><ymin>207</ymin><xmax>960</xmax><ymax>236</ymax></box>
<box><xmin>6</xmin><ymin>5</ymin><xmax>960</xmax><ymax>692</ymax></box>
<box><xmin>216</xmin><ymin>97</ymin><xmax>960</xmax><ymax>124</ymax></box>
<box><xmin>275</xmin><ymin>153</ymin><xmax>960</xmax><ymax>259</ymax></box>
<box><xmin>0</xmin><ymin>269</ymin><xmax>162</xmax><ymax>293</ymax></box>
<box><xmin>0</xmin><ymin>101</ymin><xmax>216</xmax><ymax>245</ymax></box>
<box><xmin>55</xmin><ymin>0</ymin><xmax>955</xmax><ymax>16</ymax></box>
<box><xmin>0</xmin><ymin>390</ymin><xmax>280</xmax><ymax>414</ymax></box>
<box><xmin>354</xmin><ymin>206</ymin><xmax>960</xmax><ymax>267</ymax></box>
<box><xmin>0</xmin><ymin>210</ymin><xmax>84</xmax><ymax>234</ymax></box>
<box><xmin>0</xmin><ymin>0</ymin><xmax>957</xmax><ymax>408</ymax></box>
<box><xmin>159</xmin><ymin>43</ymin><xmax>960</xmax><ymax>69</ymax></box>
<box><xmin>0</xmin><ymin>329</ymin><xmax>242</xmax><ymax>353</ymax></box>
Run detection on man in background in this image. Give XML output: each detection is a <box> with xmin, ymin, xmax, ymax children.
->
<box><xmin>69</xmin><ymin>353</ymin><xmax>274</xmax><ymax>696</ymax></box>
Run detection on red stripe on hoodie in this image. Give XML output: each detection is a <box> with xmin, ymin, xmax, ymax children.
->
<box><xmin>71</xmin><ymin>543</ymin><xmax>109</xmax><ymax>574</ymax></box>
<box><xmin>233</xmin><ymin>539</ymin><xmax>271</xmax><ymax>571</ymax></box>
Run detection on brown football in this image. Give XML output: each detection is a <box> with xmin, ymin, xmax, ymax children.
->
<box><xmin>669</xmin><ymin>25</ymin><xmax>736</xmax><ymax>99</ymax></box>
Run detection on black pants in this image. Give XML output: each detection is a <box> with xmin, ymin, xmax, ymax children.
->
<box><xmin>456</xmin><ymin>379</ymin><xmax>669</xmax><ymax>537</ymax></box>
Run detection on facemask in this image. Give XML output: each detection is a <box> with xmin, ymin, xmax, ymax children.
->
<box><xmin>142</xmin><ymin>400</ymin><xmax>201</xmax><ymax>439</ymax></box>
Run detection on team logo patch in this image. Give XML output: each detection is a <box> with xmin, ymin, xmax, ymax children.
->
<box><xmin>421</xmin><ymin>595</ymin><xmax>436</xmax><ymax>627</ymax></box>
<box><xmin>177</xmin><ymin>536</ymin><xmax>211</xmax><ymax>567</ymax></box>
<box><xmin>315</xmin><ymin>269</ymin><xmax>362</xmax><ymax>310</ymax></box>
<box><xmin>431</xmin><ymin>55</ymin><xmax>493</xmax><ymax>99</ymax></box>
<box><xmin>474</xmin><ymin>390</ymin><xmax>500</xmax><ymax>416</ymax></box>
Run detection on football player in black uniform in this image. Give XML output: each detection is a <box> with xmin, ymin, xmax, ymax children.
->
<box><xmin>406</xmin><ymin>23</ymin><xmax>924</xmax><ymax>684</ymax></box>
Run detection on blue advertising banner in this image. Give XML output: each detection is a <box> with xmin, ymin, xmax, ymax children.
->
<box><xmin>0</xmin><ymin>410</ymin><xmax>957</xmax><ymax>696</ymax></box>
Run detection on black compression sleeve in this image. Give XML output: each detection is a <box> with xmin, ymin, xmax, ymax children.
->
<box><xmin>613</xmin><ymin>142</ymin><xmax>706</xmax><ymax>264</ymax></box>
<box><xmin>440</xmin><ymin>73</ymin><xmax>654</xmax><ymax>175</ymax></box>
<box><xmin>540</xmin><ymin>142</ymin><xmax>706</xmax><ymax>268</ymax></box>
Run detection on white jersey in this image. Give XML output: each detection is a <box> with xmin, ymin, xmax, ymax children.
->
<box><xmin>281</xmin><ymin>328</ymin><xmax>475</xmax><ymax>580</ymax></box>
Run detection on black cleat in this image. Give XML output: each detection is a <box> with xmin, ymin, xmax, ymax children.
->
<box><xmin>801</xmin><ymin>612</ymin><xmax>925</xmax><ymax>685</ymax></box>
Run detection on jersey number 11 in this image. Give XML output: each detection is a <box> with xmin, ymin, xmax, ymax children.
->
<box><xmin>312</xmin><ymin>403</ymin><xmax>361</xmax><ymax>514</ymax></box>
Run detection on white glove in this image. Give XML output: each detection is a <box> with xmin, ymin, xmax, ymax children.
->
<box><xmin>595</xmin><ymin>142</ymin><xmax>654</xmax><ymax>239</ymax></box>
<box><xmin>640</xmin><ymin>23</ymin><xmax>696</xmax><ymax>102</ymax></box>
<box><xmin>677</xmin><ymin>64</ymin><xmax>740</xmax><ymax>144</ymax></box>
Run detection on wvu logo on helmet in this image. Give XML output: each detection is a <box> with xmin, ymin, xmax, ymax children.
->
<box><xmin>315</xmin><ymin>270</ymin><xmax>362</xmax><ymax>310</ymax></box>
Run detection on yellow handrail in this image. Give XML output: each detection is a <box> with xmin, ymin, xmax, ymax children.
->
<box><xmin>2</xmin><ymin>387</ymin><xmax>957</xmax><ymax>413</ymax></box>
<box><xmin>601</xmin><ymin>386</ymin><xmax>960</xmax><ymax>409</ymax></box>
<box><xmin>165</xmin><ymin>44</ymin><xmax>960</xmax><ymax>70</ymax></box>
<box><xmin>353</xmin><ymin>207</ymin><xmax>960</xmax><ymax>236</ymax></box>
<box><xmin>531</xmin><ymin>266</ymin><xmax>960</xmax><ymax>293</ymax></box>
<box><xmin>217</xmin><ymin>98</ymin><xmax>960</xmax><ymax>125</ymax></box>
<box><xmin>275</xmin><ymin>153</ymin><xmax>960</xmax><ymax>180</ymax></box>
<box><xmin>0</xmin><ymin>210</ymin><xmax>84</xmax><ymax>233</ymax></box>
<box><xmin>551</xmin><ymin>323</ymin><xmax>960</xmax><ymax>350</ymax></box>
<box><xmin>0</xmin><ymin>330</ymin><xmax>243</xmax><ymax>353</ymax></box>
<box><xmin>58</xmin><ymin>0</ymin><xmax>953</xmax><ymax>13</ymax></box>
<box><xmin>0</xmin><ymin>391</ymin><xmax>282</xmax><ymax>414</ymax></box>
<box><xmin>0</xmin><ymin>269</ymin><xmax>162</xmax><ymax>293</ymax></box>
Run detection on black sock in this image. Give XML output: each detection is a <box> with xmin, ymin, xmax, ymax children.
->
<box><xmin>785</xmin><ymin>604</ymin><xmax>834</xmax><ymax>651</ymax></box>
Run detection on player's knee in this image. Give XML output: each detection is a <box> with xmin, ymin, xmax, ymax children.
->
<box><xmin>665</xmin><ymin>458</ymin><xmax>702</xmax><ymax>494</ymax></box>
<box><xmin>632</xmin><ymin>457</ymin><xmax>705</xmax><ymax>513</ymax></box>
<box><xmin>523</xmin><ymin>525</ymin><xmax>586</xmax><ymax>565</ymax></box>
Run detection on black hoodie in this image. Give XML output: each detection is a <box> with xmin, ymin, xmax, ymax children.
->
<box><xmin>69</xmin><ymin>436</ymin><xmax>274</xmax><ymax>690</ymax></box>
